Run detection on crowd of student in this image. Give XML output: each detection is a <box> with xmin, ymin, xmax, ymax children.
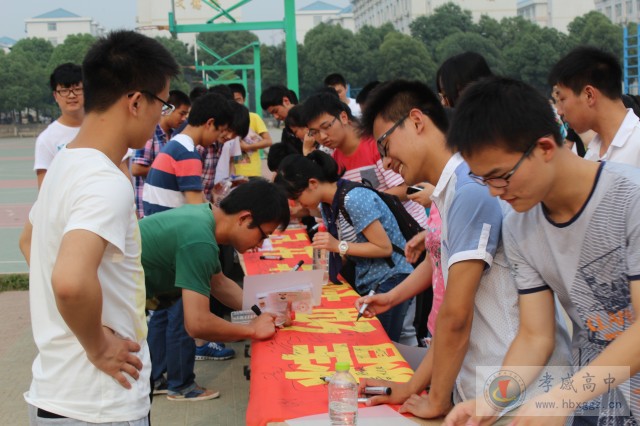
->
<box><xmin>19</xmin><ymin>29</ymin><xmax>638</xmax><ymax>426</ymax></box>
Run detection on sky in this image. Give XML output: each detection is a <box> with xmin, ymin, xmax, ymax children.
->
<box><xmin>0</xmin><ymin>0</ymin><xmax>350</xmax><ymax>44</ymax></box>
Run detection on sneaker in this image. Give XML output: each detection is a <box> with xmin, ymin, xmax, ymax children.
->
<box><xmin>167</xmin><ymin>385</ymin><xmax>220</xmax><ymax>402</ymax></box>
<box><xmin>153</xmin><ymin>376</ymin><xmax>168</xmax><ymax>395</ymax></box>
<box><xmin>195</xmin><ymin>342</ymin><xmax>235</xmax><ymax>361</ymax></box>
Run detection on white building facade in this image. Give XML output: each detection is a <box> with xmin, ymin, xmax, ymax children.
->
<box><xmin>595</xmin><ymin>0</ymin><xmax>640</xmax><ymax>24</ymax></box>
<box><xmin>25</xmin><ymin>8</ymin><xmax>104</xmax><ymax>46</ymax></box>
<box><xmin>352</xmin><ymin>0</ymin><xmax>517</xmax><ymax>34</ymax></box>
<box><xmin>518</xmin><ymin>0</ymin><xmax>596</xmax><ymax>33</ymax></box>
<box><xmin>296</xmin><ymin>2</ymin><xmax>355</xmax><ymax>43</ymax></box>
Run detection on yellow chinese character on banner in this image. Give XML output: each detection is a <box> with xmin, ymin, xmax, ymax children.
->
<box><xmin>191</xmin><ymin>0</ymin><xmax>202</xmax><ymax>10</ymax></box>
<box><xmin>175</xmin><ymin>0</ymin><xmax>186</xmax><ymax>9</ymax></box>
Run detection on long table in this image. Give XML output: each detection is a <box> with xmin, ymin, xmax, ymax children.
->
<box><xmin>242</xmin><ymin>229</ymin><xmax>442</xmax><ymax>425</ymax></box>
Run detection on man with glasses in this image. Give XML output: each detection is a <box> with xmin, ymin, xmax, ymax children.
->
<box><xmin>139</xmin><ymin>179</ymin><xmax>289</xmax><ymax>401</ymax></box>
<box><xmin>355</xmin><ymin>80</ymin><xmax>571</xmax><ymax>421</ymax></box>
<box><xmin>19</xmin><ymin>31</ymin><xmax>179</xmax><ymax>424</ymax></box>
<box><xmin>33</xmin><ymin>63</ymin><xmax>84</xmax><ymax>189</ymax></box>
<box><xmin>445</xmin><ymin>77</ymin><xmax>640</xmax><ymax>426</ymax></box>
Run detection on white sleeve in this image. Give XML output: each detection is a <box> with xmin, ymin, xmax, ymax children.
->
<box><xmin>33</xmin><ymin>130</ymin><xmax>56</xmax><ymax>171</ymax></box>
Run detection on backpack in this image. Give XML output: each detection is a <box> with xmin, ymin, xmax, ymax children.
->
<box><xmin>337</xmin><ymin>179</ymin><xmax>425</xmax><ymax>267</ymax></box>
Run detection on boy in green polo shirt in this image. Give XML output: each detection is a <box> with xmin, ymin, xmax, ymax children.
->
<box><xmin>139</xmin><ymin>179</ymin><xmax>289</xmax><ymax>401</ymax></box>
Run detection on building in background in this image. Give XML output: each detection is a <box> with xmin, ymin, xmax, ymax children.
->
<box><xmin>351</xmin><ymin>0</ymin><xmax>517</xmax><ymax>34</ymax></box>
<box><xmin>518</xmin><ymin>0</ymin><xmax>595</xmax><ymax>32</ymax></box>
<box><xmin>0</xmin><ymin>36</ymin><xmax>16</xmax><ymax>53</ymax></box>
<box><xmin>594</xmin><ymin>0</ymin><xmax>640</xmax><ymax>24</ymax></box>
<box><xmin>296</xmin><ymin>1</ymin><xmax>355</xmax><ymax>43</ymax></box>
<box><xmin>24</xmin><ymin>8</ymin><xmax>104</xmax><ymax>46</ymax></box>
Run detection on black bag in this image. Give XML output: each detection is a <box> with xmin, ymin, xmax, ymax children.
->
<box><xmin>337</xmin><ymin>179</ymin><xmax>425</xmax><ymax>267</ymax></box>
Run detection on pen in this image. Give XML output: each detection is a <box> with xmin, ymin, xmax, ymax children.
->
<box><xmin>363</xmin><ymin>386</ymin><xmax>391</xmax><ymax>396</ymax></box>
<box><xmin>260</xmin><ymin>255</ymin><xmax>283</xmax><ymax>260</ymax></box>
<box><xmin>292</xmin><ymin>260</ymin><xmax>304</xmax><ymax>271</ymax></box>
<box><xmin>356</xmin><ymin>282</ymin><xmax>381</xmax><ymax>321</ymax></box>
<box><xmin>357</xmin><ymin>397</ymin><xmax>369</xmax><ymax>404</ymax></box>
<box><xmin>251</xmin><ymin>304</ymin><xmax>262</xmax><ymax>316</ymax></box>
<box><xmin>320</xmin><ymin>376</ymin><xmax>332</xmax><ymax>383</ymax></box>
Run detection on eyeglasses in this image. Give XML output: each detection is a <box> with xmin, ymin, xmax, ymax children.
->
<box><xmin>468</xmin><ymin>138</ymin><xmax>540</xmax><ymax>188</ymax></box>
<box><xmin>308</xmin><ymin>116</ymin><xmax>338</xmax><ymax>138</ymax></box>
<box><xmin>256</xmin><ymin>223</ymin><xmax>269</xmax><ymax>241</ymax></box>
<box><xmin>55</xmin><ymin>87</ymin><xmax>83</xmax><ymax>97</ymax></box>
<box><xmin>129</xmin><ymin>91</ymin><xmax>175</xmax><ymax>116</ymax></box>
<box><xmin>376</xmin><ymin>115</ymin><xmax>408</xmax><ymax>158</ymax></box>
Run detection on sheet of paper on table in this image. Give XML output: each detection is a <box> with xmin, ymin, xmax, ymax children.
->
<box><xmin>242</xmin><ymin>269</ymin><xmax>325</xmax><ymax>309</ymax></box>
<box><xmin>285</xmin><ymin>404</ymin><xmax>419</xmax><ymax>425</ymax></box>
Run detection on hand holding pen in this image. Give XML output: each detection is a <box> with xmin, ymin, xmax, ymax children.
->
<box><xmin>354</xmin><ymin>282</ymin><xmax>394</xmax><ymax>320</ymax></box>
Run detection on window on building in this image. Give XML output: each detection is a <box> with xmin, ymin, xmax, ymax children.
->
<box><xmin>48</xmin><ymin>37</ymin><xmax>57</xmax><ymax>46</ymax></box>
<box><xmin>606</xmin><ymin>6</ymin><xmax>612</xmax><ymax>18</ymax></box>
<box><xmin>314</xmin><ymin>15</ymin><xmax>321</xmax><ymax>25</ymax></box>
<box><xmin>48</xmin><ymin>22</ymin><xmax>56</xmax><ymax>31</ymax></box>
<box><xmin>616</xmin><ymin>3</ymin><xmax>622</xmax><ymax>17</ymax></box>
<box><xmin>628</xmin><ymin>1</ymin><xmax>633</xmax><ymax>13</ymax></box>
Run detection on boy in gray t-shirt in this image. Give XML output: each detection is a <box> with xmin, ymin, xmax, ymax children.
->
<box><xmin>445</xmin><ymin>77</ymin><xmax>639</xmax><ymax>426</ymax></box>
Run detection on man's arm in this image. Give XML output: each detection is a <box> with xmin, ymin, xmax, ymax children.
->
<box><xmin>36</xmin><ymin>170</ymin><xmax>47</xmax><ymax>189</ymax></box>
<box><xmin>424</xmin><ymin>259</ymin><xmax>485</xmax><ymax>414</ymax></box>
<box><xmin>184</xmin><ymin>190</ymin><xmax>205</xmax><ymax>204</ymax></box>
<box><xmin>209</xmin><ymin>272</ymin><xmax>243</xmax><ymax>311</ymax></box>
<box><xmin>52</xmin><ymin>229</ymin><xmax>143</xmax><ymax>389</ymax></box>
<box><xmin>19</xmin><ymin>220</ymin><xmax>33</xmax><ymax>266</ymax></box>
<box><xmin>131</xmin><ymin>163</ymin><xmax>151</xmax><ymax>177</ymax></box>
<box><xmin>240</xmin><ymin>131</ymin><xmax>273</xmax><ymax>151</ymax></box>
<box><xmin>383</xmin><ymin>183</ymin><xmax>409</xmax><ymax>202</ymax></box>
<box><xmin>182</xmin><ymin>289</ymin><xmax>276</xmax><ymax>341</ymax></box>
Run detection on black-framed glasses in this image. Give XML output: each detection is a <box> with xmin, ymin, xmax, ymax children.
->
<box><xmin>55</xmin><ymin>87</ymin><xmax>83</xmax><ymax>97</ymax></box>
<box><xmin>256</xmin><ymin>223</ymin><xmax>269</xmax><ymax>241</ymax></box>
<box><xmin>468</xmin><ymin>138</ymin><xmax>541</xmax><ymax>188</ymax></box>
<box><xmin>308</xmin><ymin>116</ymin><xmax>338</xmax><ymax>138</ymax></box>
<box><xmin>129</xmin><ymin>91</ymin><xmax>175</xmax><ymax>116</ymax></box>
<box><xmin>376</xmin><ymin>115</ymin><xmax>408</xmax><ymax>158</ymax></box>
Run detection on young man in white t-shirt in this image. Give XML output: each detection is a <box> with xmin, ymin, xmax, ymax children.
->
<box><xmin>354</xmin><ymin>80</ymin><xmax>571</xmax><ymax>420</ymax></box>
<box><xmin>324</xmin><ymin>72</ymin><xmax>362</xmax><ymax>118</ymax></box>
<box><xmin>19</xmin><ymin>31</ymin><xmax>179</xmax><ymax>424</ymax></box>
<box><xmin>445</xmin><ymin>77</ymin><xmax>639</xmax><ymax>425</ymax></box>
<box><xmin>549</xmin><ymin>46</ymin><xmax>640</xmax><ymax>166</ymax></box>
<box><xmin>33</xmin><ymin>63</ymin><xmax>84</xmax><ymax>189</ymax></box>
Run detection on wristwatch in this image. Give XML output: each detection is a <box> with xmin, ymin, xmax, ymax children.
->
<box><xmin>338</xmin><ymin>240</ymin><xmax>349</xmax><ymax>256</ymax></box>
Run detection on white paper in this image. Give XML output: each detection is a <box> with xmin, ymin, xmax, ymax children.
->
<box><xmin>285</xmin><ymin>404</ymin><xmax>419</xmax><ymax>425</ymax></box>
<box><xmin>242</xmin><ymin>269</ymin><xmax>325</xmax><ymax>309</ymax></box>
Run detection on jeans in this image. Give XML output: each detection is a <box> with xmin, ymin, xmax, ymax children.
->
<box><xmin>375</xmin><ymin>273</ymin><xmax>411</xmax><ymax>343</ymax></box>
<box><xmin>147</xmin><ymin>298</ymin><xmax>196</xmax><ymax>393</ymax></box>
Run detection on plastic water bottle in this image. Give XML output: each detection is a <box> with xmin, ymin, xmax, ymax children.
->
<box><xmin>328</xmin><ymin>361</ymin><xmax>358</xmax><ymax>425</ymax></box>
<box><xmin>313</xmin><ymin>224</ymin><xmax>329</xmax><ymax>283</ymax></box>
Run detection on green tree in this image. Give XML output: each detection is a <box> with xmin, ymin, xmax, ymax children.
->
<box><xmin>378</xmin><ymin>32</ymin><xmax>436</xmax><ymax>84</ymax></box>
<box><xmin>7</xmin><ymin>38</ymin><xmax>54</xmax><ymax>118</ymax></box>
<box><xmin>154</xmin><ymin>36</ymin><xmax>195</xmax><ymax>93</ymax></box>
<box><xmin>354</xmin><ymin>23</ymin><xmax>397</xmax><ymax>85</ymax></box>
<box><xmin>260</xmin><ymin>42</ymin><xmax>287</xmax><ymax>89</ymax></box>
<box><xmin>410</xmin><ymin>2</ymin><xmax>474</xmax><ymax>55</ymax></box>
<box><xmin>434</xmin><ymin>32</ymin><xmax>501</xmax><ymax>68</ymax></box>
<box><xmin>47</xmin><ymin>34</ymin><xmax>96</xmax><ymax>71</ymax></box>
<box><xmin>298</xmin><ymin>23</ymin><xmax>367</xmax><ymax>98</ymax></box>
<box><xmin>567</xmin><ymin>11</ymin><xmax>623</xmax><ymax>58</ymax></box>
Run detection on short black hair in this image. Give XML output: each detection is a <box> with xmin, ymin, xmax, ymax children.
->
<box><xmin>548</xmin><ymin>46</ymin><xmax>623</xmax><ymax>99</ymax></box>
<box><xmin>187</xmin><ymin>93</ymin><xmax>233</xmax><ymax>127</ymax></box>
<box><xmin>324</xmin><ymin>73</ymin><xmax>347</xmax><ymax>87</ymax></box>
<box><xmin>275</xmin><ymin>151</ymin><xmax>343</xmax><ymax>199</ymax></box>
<box><xmin>360</xmin><ymin>80</ymin><xmax>448</xmax><ymax>137</ymax></box>
<box><xmin>220</xmin><ymin>178</ymin><xmax>290</xmax><ymax>230</ymax></box>
<box><xmin>448</xmin><ymin>76</ymin><xmax>562</xmax><ymax>157</ymax></box>
<box><xmin>261</xmin><ymin>85</ymin><xmax>298</xmax><ymax>110</ymax></box>
<box><xmin>228</xmin><ymin>101</ymin><xmax>250</xmax><ymax>138</ymax></box>
<box><xmin>189</xmin><ymin>85</ymin><xmax>207</xmax><ymax>102</ymax></box>
<box><xmin>228</xmin><ymin>83</ymin><xmax>246</xmax><ymax>99</ymax></box>
<box><xmin>355</xmin><ymin>81</ymin><xmax>381</xmax><ymax>106</ymax></box>
<box><xmin>82</xmin><ymin>30</ymin><xmax>179</xmax><ymax>113</ymax></box>
<box><xmin>49</xmin><ymin>63</ymin><xmax>82</xmax><ymax>91</ymax></box>
<box><xmin>208</xmin><ymin>84</ymin><xmax>234</xmax><ymax>100</ymax></box>
<box><xmin>436</xmin><ymin>52</ymin><xmax>492</xmax><ymax>107</ymax></box>
<box><xmin>168</xmin><ymin>90</ymin><xmax>191</xmax><ymax>108</ymax></box>
<box><xmin>284</xmin><ymin>104</ymin><xmax>306</xmax><ymax>129</ymax></box>
<box><xmin>267</xmin><ymin>141</ymin><xmax>299</xmax><ymax>172</ymax></box>
<box><xmin>302</xmin><ymin>92</ymin><xmax>354</xmax><ymax>125</ymax></box>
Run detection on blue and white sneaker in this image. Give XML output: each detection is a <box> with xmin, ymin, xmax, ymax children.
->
<box><xmin>195</xmin><ymin>342</ymin><xmax>235</xmax><ymax>360</ymax></box>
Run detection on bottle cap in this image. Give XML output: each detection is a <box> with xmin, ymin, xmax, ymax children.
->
<box><xmin>335</xmin><ymin>361</ymin><xmax>350</xmax><ymax>372</ymax></box>
<box><xmin>318</xmin><ymin>224</ymin><xmax>327</xmax><ymax>232</ymax></box>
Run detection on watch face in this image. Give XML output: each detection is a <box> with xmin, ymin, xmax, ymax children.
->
<box><xmin>339</xmin><ymin>241</ymin><xmax>348</xmax><ymax>255</ymax></box>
